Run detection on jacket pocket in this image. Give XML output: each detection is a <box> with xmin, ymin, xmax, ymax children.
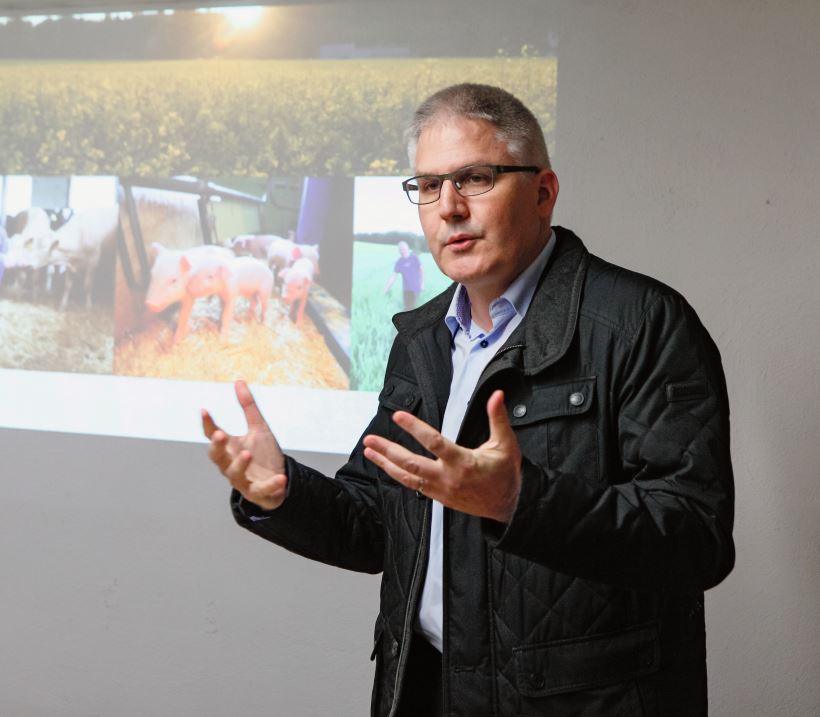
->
<box><xmin>513</xmin><ymin>621</ymin><xmax>660</xmax><ymax>698</ymax></box>
<box><xmin>509</xmin><ymin>376</ymin><xmax>599</xmax><ymax>482</ymax></box>
<box><xmin>378</xmin><ymin>373</ymin><xmax>422</xmax><ymax>414</ymax></box>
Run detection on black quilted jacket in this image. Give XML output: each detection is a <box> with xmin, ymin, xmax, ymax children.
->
<box><xmin>232</xmin><ymin>227</ymin><xmax>735</xmax><ymax>716</ymax></box>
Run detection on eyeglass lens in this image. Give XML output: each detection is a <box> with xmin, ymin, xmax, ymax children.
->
<box><xmin>406</xmin><ymin>165</ymin><xmax>495</xmax><ymax>204</ymax></box>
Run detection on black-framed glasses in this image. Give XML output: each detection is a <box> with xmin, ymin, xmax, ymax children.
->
<box><xmin>401</xmin><ymin>164</ymin><xmax>540</xmax><ymax>205</ymax></box>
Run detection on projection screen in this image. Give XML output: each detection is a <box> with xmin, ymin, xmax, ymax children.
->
<box><xmin>0</xmin><ymin>1</ymin><xmax>557</xmax><ymax>453</ymax></box>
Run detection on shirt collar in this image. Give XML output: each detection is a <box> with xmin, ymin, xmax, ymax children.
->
<box><xmin>444</xmin><ymin>229</ymin><xmax>556</xmax><ymax>338</ymax></box>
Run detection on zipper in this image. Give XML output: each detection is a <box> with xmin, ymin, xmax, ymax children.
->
<box><xmin>387</xmin><ymin>499</ymin><xmax>431</xmax><ymax>717</ymax></box>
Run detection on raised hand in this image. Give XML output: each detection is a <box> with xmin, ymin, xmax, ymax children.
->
<box><xmin>202</xmin><ymin>380</ymin><xmax>288</xmax><ymax>511</ymax></box>
<box><xmin>362</xmin><ymin>390</ymin><xmax>521</xmax><ymax>523</ymax></box>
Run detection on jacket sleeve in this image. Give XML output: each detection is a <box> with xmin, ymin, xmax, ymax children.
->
<box><xmin>231</xmin><ymin>441</ymin><xmax>385</xmax><ymax>574</ymax></box>
<box><xmin>231</xmin><ymin>410</ymin><xmax>399</xmax><ymax>578</ymax></box>
<box><xmin>488</xmin><ymin>293</ymin><xmax>735</xmax><ymax>592</ymax></box>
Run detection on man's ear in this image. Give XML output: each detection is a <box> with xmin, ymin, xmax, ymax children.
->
<box><xmin>536</xmin><ymin>169</ymin><xmax>559</xmax><ymax>218</ymax></box>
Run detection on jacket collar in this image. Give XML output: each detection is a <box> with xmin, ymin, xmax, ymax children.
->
<box><xmin>393</xmin><ymin>226</ymin><xmax>589</xmax><ymax>376</ymax></box>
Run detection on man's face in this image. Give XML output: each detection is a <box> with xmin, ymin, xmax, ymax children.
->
<box><xmin>413</xmin><ymin>117</ymin><xmax>557</xmax><ymax>301</ymax></box>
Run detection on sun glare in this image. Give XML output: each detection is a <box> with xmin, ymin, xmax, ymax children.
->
<box><xmin>217</xmin><ymin>6</ymin><xmax>265</xmax><ymax>30</ymax></box>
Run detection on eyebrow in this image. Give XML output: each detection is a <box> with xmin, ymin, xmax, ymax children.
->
<box><xmin>412</xmin><ymin>162</ymin><xmax>490</xmax><ymax>176</ymax></box>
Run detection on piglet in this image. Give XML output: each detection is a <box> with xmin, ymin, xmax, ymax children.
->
<box><xmin>291</xmin><ymin>243</ymin><xmax>320</xmax><ymax>276</ymax></box>
<box><xmin>187</xmin><ymin>255</ymin><xmax>274</xmax><ymax>341</ymax></box>
<box><xmin>266</xmin><ymin>237</ymin><xmax>297</xmax><ymax>278</ymax></box>
<box><xmin>144</xmin><ymin>243</ymin><xmax>232</xmax><ymax>344</ymax></box>
<box><xmin>279</xmin><ymin>257</ymin><xmax>314</xmax><ymax>326</ymax></box>
<box><xmin>229</xmin><ymin>234</ymin><xmax>282</xmax><ymax>260</ymax></box>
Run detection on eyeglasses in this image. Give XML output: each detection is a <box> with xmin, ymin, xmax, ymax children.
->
<box><xmin>401</xmin><ymin>164</ymin><xmax>540</xmax><ymax>205</ymax></box>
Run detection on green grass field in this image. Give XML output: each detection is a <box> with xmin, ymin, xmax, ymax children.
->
<box><xmin>350</xmin><ymin>241</ymin><xmax>453</xmax><ymax>391</ymax></box>
<box><xmin>0</xmin><ymin>57</ymin><xmax>557</xmax><ymax>176</ymax></box>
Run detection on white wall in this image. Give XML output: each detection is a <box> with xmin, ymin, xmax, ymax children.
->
<box><xmin>1</xmin><ymin>1</ymin><xmax>819</xmax><ymax>715</ymax></box>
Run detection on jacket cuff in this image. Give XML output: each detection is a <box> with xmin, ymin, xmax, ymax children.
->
<box><xmin>230</xmin><ymin>454</ymin><xmax>299</xmax><ymax>525</ymax></box>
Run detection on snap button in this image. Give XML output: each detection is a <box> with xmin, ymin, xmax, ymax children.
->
<box><xmin>569</xmin><ymin>392</ymin><xmax>585</xmax><ymax>406</ymax></box>
<box><xmin>512</xmin><ymin>404</ymin><xmax>527</xmax><ymax>418</ymax></box>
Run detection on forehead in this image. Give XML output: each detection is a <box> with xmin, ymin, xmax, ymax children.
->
<box><xmin>414</xmin><ymin>117</ymin><xmax>513</xmax><ymax>174</ymax></box>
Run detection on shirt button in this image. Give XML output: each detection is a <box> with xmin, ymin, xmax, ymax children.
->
<box><xmin>390</xmin><ymin>639</ymin><xmax>400</xmax><ymax>657</ymax></box>
<box><xmin>480</xmin><ymin>339</ymin><xmax>488</xmax><ymax>348</ymax></box>
<box><xmin>569</xmin><ymin>392</ymin><xmax>585</xmax><ymax>406</ymax></box>
<box><xmin>512</xmin><ymin>404</ymin><xmax>527</xmax><ymax>418</ymax></box>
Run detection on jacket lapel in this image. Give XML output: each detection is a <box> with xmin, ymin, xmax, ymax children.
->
<box><xmin>391</xmin><ymin>226</ymin><xmax>590</xmax><ymax>426</ymax></box>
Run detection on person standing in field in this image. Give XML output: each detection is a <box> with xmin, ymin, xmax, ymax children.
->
<box><xmin>384</xmin><ymin>239</ymin><xmax>424</xmax><ymax>309</ymax></box>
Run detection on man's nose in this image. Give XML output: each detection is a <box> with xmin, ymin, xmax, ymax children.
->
<box><xmin>437</xmin><ymin>180</ymin><xmax>469</xmax><ymax>221</ymax></box>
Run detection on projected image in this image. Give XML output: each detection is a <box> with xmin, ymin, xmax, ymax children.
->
<box><xmin>0</xmin><ymin>176</ymin><xmax>118</xmax><ymax>373</ymax></box>
<box><xmin>350</xmin><ymin>177</ymin><xmax>452</xmax><ymax>391</ymax></box>
<box><xmin>0</xmin><ymin>2</ymin><xmax>558</xmax><ymax>447</ymax></box>
<box><xmin>112</xmin><ymin>176</ymin><xmax>350</xmax><ymax>389</ymax></box>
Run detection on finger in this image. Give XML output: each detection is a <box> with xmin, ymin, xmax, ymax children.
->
<box><xmin>390</xmin><ymin>411</ymin><xmax>461</xmax><ymax>462</ymax></box>
<box><xmin>225</xmin><ymin>449</ymin><xmax>253</xmax><ymax>494</ymax></box>
<box><xmin>208</xmin><ymin>430</ymin><xmax>235</xmax><ymax>474</ymax></box>
<box><xmin>201</xmin><ymin>409</ymin><xmax>220</xmax><ymax>440</ymax></box>
<box><xmin>363</xmin><ymin>445</ymin><xmax>432</xmax><ymax>496</ymax></box>
<box><xmin>486</xmin><ymin>390</ymin><xmax>515</xmax><ymax>444</ymax></box>
<box><xmin>247</xmin><ymin>472</ymin><xmax>288</xmax><ymax>502</ymax></box>
<box><xmin>363</xmin><ymin>433</ymin><xmax>439</xmax><ymax>481</ymax></box>
<box><xmin>235</xmin><ymin>380</ymin><xmax>269</xmax><ymax>431</ymax></box>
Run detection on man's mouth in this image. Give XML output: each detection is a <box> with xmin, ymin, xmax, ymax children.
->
<box><xmin>446</xmin><ymin>233</ymin><xmax>478</xmax><ymax>250</ymax></box>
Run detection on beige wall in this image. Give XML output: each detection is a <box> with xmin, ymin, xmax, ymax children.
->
<box><xmin>1</xmin><ymin>1</ymin><xmax>818</xmax><ymax>715</ymax></box>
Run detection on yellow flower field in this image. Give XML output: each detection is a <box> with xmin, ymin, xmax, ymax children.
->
<box><xmin>0</xmin><ymin>57</ymin><xmax>556</xmax><ymax>176</ymax></box>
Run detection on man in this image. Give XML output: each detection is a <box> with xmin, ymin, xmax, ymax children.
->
<box><xmin>204</xmin><ymin>84</ymin><xmax>734</xmax><ymax>716</ymax></box>
<box><xmin>384</xmin><ymin>240</ymin><xmax>424</xmax><ymax>309</ymax></box>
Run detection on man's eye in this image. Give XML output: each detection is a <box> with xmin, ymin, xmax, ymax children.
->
<box><xmin>464</xmin><ymin>172</ymin><xmax>491</xmax><ymax>186</ymax></box>
<box><xmin>419</xmin><ymin>178</ymin><xmax>441</xmax><ymax>193</ymax></box>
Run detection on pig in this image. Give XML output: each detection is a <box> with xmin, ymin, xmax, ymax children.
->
<box><xmin>291</xmin><ymin>243</ymin><xmax>320</xmax><ymax>276</ymax></box>
<box><xmin>187</xmin><ymin>255</ymin><xmax>274</xmax><ymax>340</ymax></box>
<box><xmin>266</xmin><ymin>237</ymin><xmax>297</xmax><ymax>279</ymax></box>
<box><xmin>144</xmin><ymin>243</ymin><xmax>233</xmax><ymax>344</ymax></box>
<box><xmin>229</xmin><ymin>234</ymin><xmax>283</xmax><ymax>260</ymax></box>
<box><xmin>279</xmin><ymin>256</ymin><xmax>314</xmax><ymax>326</ymax></box>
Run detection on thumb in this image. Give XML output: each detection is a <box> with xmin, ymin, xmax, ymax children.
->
<box><xmin>486</xmin><ymin>390</ymin><xmax>515</xmax><ymax>445</ymax></box>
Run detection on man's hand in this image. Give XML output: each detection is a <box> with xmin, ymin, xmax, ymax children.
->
<box><xmin>202</xmin><ymin>380</ymin><xmax>288</xmax><ymax>511</ymax></box>
<box><xmin>362</xmin><ymin>390</ymin><xmax>521</xmax><ymax>523</ymax></box>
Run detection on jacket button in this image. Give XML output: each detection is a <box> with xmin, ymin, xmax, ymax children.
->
<box><xmin>390</xmin><ymin>639</ymin><xmax>400</xmax><ymax>657</ymax></box>
<box><xmin>403</xmin><ymin>395</ymin><xmax>415</xmax><ymax>407</ymax></box>
<box><xmin>527</xmin><ymin>674</ymin><xmax>545</xmax><ymax>689</ymax></box>
<box><xmin>384</xmin><ymin>384</ymin><xmax>395</xmax><ymax>396</ymax></box>
<box><xmin>512</xmin><ymin>404</ymin><xmax>527</xmax><ymax>418</ymax></box>
<box><xmin>569</xmin><ymin>392</ymin><xmax>585</xmax><ymax>406</ymax></box>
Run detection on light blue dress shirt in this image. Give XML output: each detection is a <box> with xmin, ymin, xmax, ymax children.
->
<box><xmin>416</xmin><ymin>230</ymin><xmax>557</xmax><ymax>651</ymax></box>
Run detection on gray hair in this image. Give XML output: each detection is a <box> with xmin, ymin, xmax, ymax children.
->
<box><xmin>406</xmin><ymin>83</ymin><xmax>551</xmax><ymax>170</ymax></box>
